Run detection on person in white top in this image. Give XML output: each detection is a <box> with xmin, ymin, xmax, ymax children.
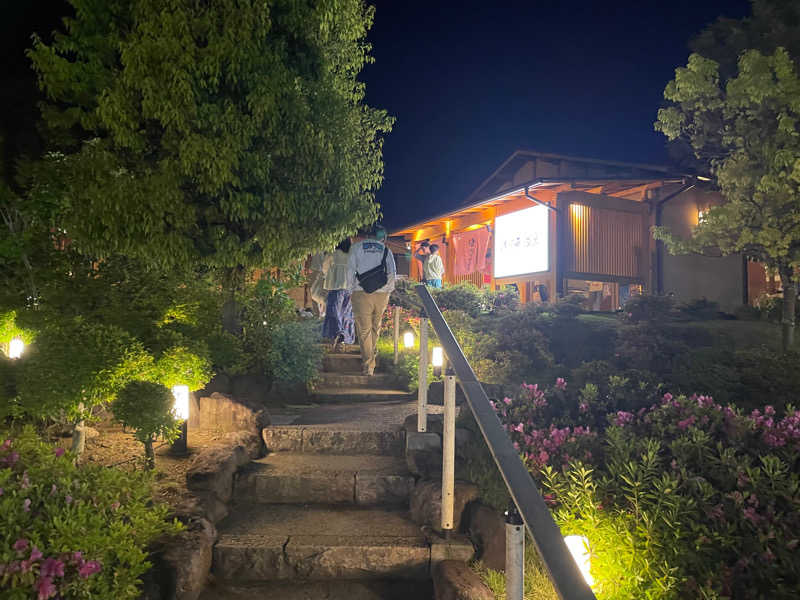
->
<box><xmin>346</xmin><ymin>226</ymin><xmax>397</xmax><ymax>376</ymax></box>
<box><xmin>322</xmin><ymin>238</ymin><xmax>355</xmax><ymax>351</ymax></box>
<box><xmin>308</xmin><ymin>252</ymin><xmax>331</xmax><ymax>318</ymax></box>
<box><xmin>422</xmin><ymin>243</ymin><xmax>444</xmax><ymax>287</ymax></box>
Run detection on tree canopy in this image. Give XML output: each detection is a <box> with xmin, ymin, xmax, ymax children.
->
<box><xmin>28</xmin><ymin>0</ymin><xmax>393</xmax><ymax>270</ymax></box>
<box><xmin>655</xmin><ymin>46</ymin><xmax>800</xmax><ymax>348</ymax></box>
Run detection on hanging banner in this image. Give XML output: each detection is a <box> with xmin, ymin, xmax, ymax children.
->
<box><xmin>452</xmin><ymin>227</ymin><xmax>491</xmax><ymax>276</ymax></box>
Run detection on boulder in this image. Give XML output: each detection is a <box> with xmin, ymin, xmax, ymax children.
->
<box><xmin>159</xmin><ymin>518</ymin><xmax>217</xmax><ymax>600</ymax></box>
<box><xmin>188</xmin><ymin>392</ymin><xmax>270</xmax><ymax>437</ymax></box>
<box><xmin>404</xmin><ymin>413</ymin><xmax>444</xmax><ymax>436</ymax></box>
<box><xmin>427</xmin><ymin>380</ymin><xmax>467</xmax><ymax>406</ymax></box>
<box><xmin>222</xmin><ymin>430</ymin><xmax>264</xmax><ymax>460</ymax></box>
<box><xmin>406</xmin><ymin>431</ymin><xmax>442</xmax><ymax>478</ymax></box>
<box><xmin>467</xmin><ymin>503</ymin><xmax>506</xmax><ymax>571</ymax></box>
<box><xmin>186</xmin><ymin>445</ymin><xmax>248</xmax><ymax>503</ymax></box>
<box><xmin>410</xmin><ymin>480</ymin><xmax>479</xmax><ymax>533</ymax></box>
<box><xmin>433</xmin><ymin>560</ymin><xmax>494</xmax><ymax>600</ymax></box>
<box><xmin>172</xmin><ymin>493</ymin><xmax>229</xmax><ymax>526</ymax></box>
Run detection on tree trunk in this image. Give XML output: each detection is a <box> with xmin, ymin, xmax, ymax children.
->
<box><xmin>71</xmin><ymin>402</ymin><xmax>86</xmax><ymax>456</ymax></box>
<box><xmin>221</xmin><ymin>266</ymin><xmax>245</xmax><ymax>335</ymax></box>
<box><xmin>780</xmin><ymin>268</ymin><xmax>796</xmax><ymax>352</ymax></box>
<box><xmin>144</xmin><ymin>438</ymin><xmax>155</xmax><ymax>470</ymax></box>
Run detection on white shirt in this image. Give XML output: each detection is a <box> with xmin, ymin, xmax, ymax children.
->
<box><xmin>347</xmin><ymin>239</ymin><xmax>397</xmax><ymax>294</ymax></box>
<box><xmin>324</xmin><ymin>250</ymin><xmax>350</xmax><ymax>291</ymax></box>
<box><xmin>423</xmin><ymin>253</ymin><xmax>444</xmax><ymax>280</ymax></box>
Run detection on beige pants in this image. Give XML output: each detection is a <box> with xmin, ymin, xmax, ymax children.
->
<box><xmin>351</xmin><ymin>291</ymin><xmax>390</xmax><ymax>374</ymax></box>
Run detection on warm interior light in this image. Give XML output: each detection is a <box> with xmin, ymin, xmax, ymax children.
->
<box><xmin>8</xmin><ymin>338</ymin><xmax>24</xmax><ymax>359</ymax></box>
<box><xmin>403</xmin><ymin>331</ymin><xmax>414</xmax><ymax>348</ymax></box>
<box><xmin>564</xmin><ymin>535</ymin><xmax>593</xmax><ymax>587</ymax></box>
<box><xmin>171</xmin><ymin>385</ymin><xmax>190</xmax><ymax>421</ymax></box>
<box><xmin>697</xmin><ymin>208</ymin><xmax>707</xmax><ymax>223</ymax></box>
<box><xmin>431</xmin><ymin>346</ymin><xmax>444</xmax><ymax>368</ymax></box>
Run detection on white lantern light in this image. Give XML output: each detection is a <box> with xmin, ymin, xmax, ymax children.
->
<box><xmin>171</xmin><ymin>385</ymin><xmax>190</xmax><ymax>421</ymax></box>
<box><xmin>564</xmin><ymin>535</ymin><xmax>593</xmax><ymax>587</ymax></box>
<box><xmin>403</xmin><ymin>331</ymin><xmax>414</xmax><ymax>348</ymax></box>
<box><xmin>8</xmin><ymin>337</ymin><xmax>24</xmax><ymax>359</ymax></box>
<box><xmin>431</xmin><ymin>346</ymin><xmax>444</xmax><ymax>368</ymax></box>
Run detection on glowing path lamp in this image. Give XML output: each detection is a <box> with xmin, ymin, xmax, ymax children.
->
<box><xmin>403</xmin><ymin>330</ymin><xmax>415</xmax><ymax>349</ymax></box>
<box><xmin>171</xmin><ymin>385</ymin><xmax>190</xmax><ymax>454</ymax></box>
<box><xmin>431</xmin><ymin>346</ymin><xmax>444</xmax><ymax>377</ymax></box>
<box><xmin>8</xmin><ymin>337</ymin><xmax>24</xmax><ymax>359</ymax></box>
<box><xmin>563</xmin><ymin>535</ymin><xmax>594</xmax><ymax>587</ymax></box>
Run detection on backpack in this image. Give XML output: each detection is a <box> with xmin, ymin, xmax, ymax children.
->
<box><xmin>356</xmin><ymin>246</ymin><xmax>389</xmax><ymax>293</ymax></box>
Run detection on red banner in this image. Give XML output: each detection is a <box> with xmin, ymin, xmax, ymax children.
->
<box><xmin>452</xmin><ymin>227</ymin><xmax>491</xmax><ymax>276</ymax></box>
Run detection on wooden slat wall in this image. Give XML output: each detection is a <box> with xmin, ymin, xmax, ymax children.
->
<box><xmin>451</xmin><ymin>271</ymin><xmax>484</xmax><ymax>287</ymax></box>
<box><xmin>568</xmin><ymin>204</ymin><xmax>643</xmax><ymax>278</ymax></box>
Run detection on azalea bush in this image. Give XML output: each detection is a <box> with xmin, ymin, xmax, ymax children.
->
<box><xmin>478</xmin><ymin>378</ymin><xmax>800</xmax><ymax>599</ymax></box>
<box><xmin>0</xmin><ymin>427</ymin><xmax>180</xmax><ymax>599</ymax></box>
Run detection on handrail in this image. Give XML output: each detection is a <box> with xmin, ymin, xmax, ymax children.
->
<box><xmin>414</xmin><ymin>285</ymin><xmax>596</xmax><ymax>600</ymax></box>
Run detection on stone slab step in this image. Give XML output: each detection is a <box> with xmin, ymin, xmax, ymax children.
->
<box><xmin>234</xmin><ymin>454</ymin><xmax>413</xmax><ymax>506</ymax></box>
<box><xmin>198</xmin><ymin>580</ymin><xmax>433</xmax><ymax>600</ymax></box>
<box><xmin>263</xmin><ymin>427</ymin><xmax>404</xmax><ymax>456</ymax></box>
<box><xmin>315</xmin><ymin>372</ymin><xmax>399</xmax><ymax>389</ymax></box>
<box><xmin>312</xmin><ymin>388</ymin><xmax>413</xmax><ymax>403</ymax></box>
<box><xmin>323</xmin><ymin>353</ymin><xmax>363</xmax><ymax>373</ymax></box>
<box><xmin>213</xmin><ymin>506</ymin><xmax>431</xmax><ymax>582</ymax></box>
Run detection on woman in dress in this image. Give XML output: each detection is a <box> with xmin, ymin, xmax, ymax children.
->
<box><xmin>322</xmin><ymin>238</ymin><xmax>355</xmax><ymax>351</ymax></box>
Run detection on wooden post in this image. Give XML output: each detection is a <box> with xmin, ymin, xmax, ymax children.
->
<box><xmin>441</xmin><ymin>373</ymin><xmax>457</xmax><ymax>531</ymax></box>
<box><xmin>393</xmin><ymin>308</ymin><xmax>400</xmax><ymax>365</ymax></box>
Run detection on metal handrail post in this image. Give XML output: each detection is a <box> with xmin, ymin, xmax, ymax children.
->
<box><xmin>414</xmin><ymin>284</ymin><xmax>596</xmax><ymax>600</ymax></box>
<box><xmin>441</xmin><ymin>371</ymin><xmax>457</xmax><ymax>531</ymax></box>
<box><xmin>417</xmin><ymin>315</ymin><xmax>428</xmax><ymax>433</ymax></box>
<box><xmin>393</xmin><ymin>307</ymin><xmax>400</xmax><ymax>365</ymax></box>
<box><xmin>506</xmin><ymin>505</ymin><xmax>525</xmax><ymax>600</ymax></box>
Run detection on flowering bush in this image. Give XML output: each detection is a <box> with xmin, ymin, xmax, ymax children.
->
<box><xmin>486</xmin><ymin>379</ymin><xmax>800</xmax><ymax>599</ymax></box>
<box><xmin>0</xmin><ymin>427</ymin><xmax>180</xmax><ymax>599</ymax></box>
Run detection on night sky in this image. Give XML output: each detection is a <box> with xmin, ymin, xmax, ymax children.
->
<box><xmin>1</xmin><ymin>1</ymin><xmax>752</xmax><ymax>231</ymax></box>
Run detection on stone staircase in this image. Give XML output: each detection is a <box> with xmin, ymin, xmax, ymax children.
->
<box><xmin>199</xmin><ymin>346</ymin><xmax>471</xmax><ymax>599</ymax></box>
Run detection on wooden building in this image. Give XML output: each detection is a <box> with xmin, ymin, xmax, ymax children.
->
<box><xmin>391</xmin><ymin>150</ymin><xmax>752</xmax><ymax>312</ymax></box>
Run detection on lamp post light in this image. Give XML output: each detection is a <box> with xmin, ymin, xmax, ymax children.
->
<box><xmin>171</xmin><ymin>384</ymin><xmax>190</xmax><ymax>454</ymax></box>
<box><xmin>563</xmin><ymin>535</ymin><xmax>593</xmax><ymax>587</ymax></box>
<box><xmin>431</xmin><ymin>346</ymin><xmax>444</xmax><ymax>377</ymax></box>
<box><xmin>8</xmin><ymin>337</ymin><xmax>24</xmax><ymax>359</ymax></box>
<box><xmin>403</xmin><ymin>330</ymin><xmax>414</xmax><ymax>349</ymax></box>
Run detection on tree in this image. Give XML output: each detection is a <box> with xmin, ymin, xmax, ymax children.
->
<box><xmin>27</xmin><ymin>0</ymin><xmax>392</xmax><ymax>275</ymax></box>
<box><xmin>654</xmin><ymin>47</ymin><xmax>800</xmax><ymax>350</ymax></box>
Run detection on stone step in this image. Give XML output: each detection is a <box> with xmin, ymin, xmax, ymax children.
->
<box><xmin>315</xmin><ymin>372</ymin><xmax>398</xmax><ymax>389</ymax></box>
<box><xmin>311</xmin><ymin>388</ymin><xmax>413</xmax><ymax>403</ymax></box>
<box><xmin>213</xmin><ymin>505</ymin><xmax>431</xmax><ymax>582</ymax></box>
<box><xmin>234</xmin><ymin>454</ymin><xmax>413</xmax><ymax>506</ymax></box>
<box><xmin>198</xmin><ymin>580</ymin><xmax>433</xmax><ymax>600</ymax></box>
<box><xmin>323</xmin><ymin>353</ymin><xmax>363</xmax><ymax>373</ymax></box>
<box><xmin>262</xmin><ymin>427</ymin><xmax>404</xmax><ymax>456</ymax></box>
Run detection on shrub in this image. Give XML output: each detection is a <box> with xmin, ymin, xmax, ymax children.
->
<box><xmin>112</xmin><ymin>382</ymin><xmax>182</xmax><ymax>469</ymax></box>
<box><xmin>678</xmin><ymin>298</ymin><xmax>722</xmax><ymax>320</ymax></box>
<box><xmin>620</xmin><ymin>294</ymin><xmax>677</xmax><ymax>324</ymax></box>
<box><xmin>480</xmin><ymin>286</ymin><xmax>520</xmax><ymax>314</ymax></box>
<box><xmin>432</xmin><ymin>283</ymin><xmax>484</xmax><ymax>317</ymax></box>
<box><xmin>266</xmin><ymin>320</ymin><xmax>323</xmax><ymax>386</ymax></box>
<box><xmin>485</xmin><ymin>378</ymin><xmax>800</xmax><ymax>599</ymax></box>
<box><xmin>0</xmin><ymin>427</ymin><xmax>180</xmax><ymax>599</ymax></box>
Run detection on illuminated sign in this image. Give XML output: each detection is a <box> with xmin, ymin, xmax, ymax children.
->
<box><xmin>494</xmin><ymin>205</ymin><xmax>549</xmax><ymax>278</ymax></box>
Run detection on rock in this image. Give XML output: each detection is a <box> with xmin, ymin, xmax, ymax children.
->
<box><xmin>263</xmin><ymin>427</ymin><xmax>304</xmax><ymax>453</ymax></box>
<box><xmin>467</xmin><ymin>503</ymin><xmax>506</xmax><ymax>571</ymax></box>
<box><xmin>406</xmin><ymin>431</ymin><xmax>442</xmax><ymax>478</ymax></box>
<box><xmin>410</xmin><ymin>480</ymin><xmax>479</xmax><ymax>533</ymax></box>
<box><xmin>404</xmin><ymin>413</ymin><xmax>444</xmax><ymax>436</ymax></box>
<box><xmin>188</xmin><ymin>392</ymin><xmax>270</xmax><ymax>437</ymax></box>
<box><xmin>427</xmin><ymin>380</ymin><xmax>467</xmax><ymax>406</ymax></box>
<box><xmin>455</xmin><ymin>428</ymin><xmax>473</xmax><ymax>459</ymax></box>
<box><xmin>186</xmin><ymin>445</ymin><xmax>248</xmax><ymax>503</ymax></box>
<box><xmin>355</xmin><ymin>473</ymin><xmax>414</xmax><ymax>506</ymax></box>
<box><xmin>223</xmin><ymin>430</ymin><xmax>264</xmax><ymax>460</ymax></box>
<box><xmin>159</xmin><ymin>518</ymin><xmax>217</xmax><ymax>600</ymax></box>
<box><xmin>433</xmin><ymin>560</ymin><xmax>494</xmax><ymax>600</ymax></box>
<box><xmin>172</xmin><ymin>493</ymin><xmax>229</xmax><ymax>526</ymax></box>
<box><xmin>429</xmin><ymin>534</ymin><xmax>475</xmax><ymax>565</ymax></box>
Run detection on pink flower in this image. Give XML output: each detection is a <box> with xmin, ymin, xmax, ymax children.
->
<box><xmin>29</xmin><ymin>547</ymin><xmax>43</xmax><ymax>562</ymax></box>
<box><xmin>677</xmin><ymin>416</ymin><xmax>696</xmax><ymax>430</ymax></box>
<box><xmin>78</xmin><ymin>560</ymin><xmax>102</xmax><ymax>578</ymax></box>
<box><xmin>503</xmin><ymin>397</ymin><xmax>512</xmax><ymax>406</ymax></box>
<box><xmin>5</xmin><ymin>451</ymin><xmax>19</xmax><ymax>465</ymax></box>
<box><xmin>65</xmin><ymin>495</ymin><xmax>72</xmax><ymax>505</ymax></box>
<box><xmin>110</xmin><ymin>501</ymin><xmax>120</xmax><ymax>511</ymax></box>
<box><xmin>35</xmin><ymin>576</ymin><xmax>57</xmax><ymax>600</ymax></box>
<box><xmin>555</xmin><ymin>377</ymin><xmax>567</xmax><ymax>391</ymax></box>
<box><xmin>537</xmin><ymin>450</ymin><xmax>549</xmax><ymax>464</ymax></box>
<box><xmin>23</xmin><ymin>498</ymin><xmax>31</xmax><ymax>512</ymax></box>
<box><xmin>53</xmin><ymin>447</ymin><xmax>65</xmax><ymax>458</ymax></box>
<box><xmin>613</xmin><ymin>411</ymin><xmax>634</xmax><ymax>426</ymax></box>
<box><xmin>21</xmin><ymin>472</ymin><xmax>30</xmax><ymax>489</ymax></box>
<box><xmin>40</xmin><ymin>558</ymin><xmax>64</xmax><ymax>579</ymax></box>
<box><xmin>1</xmin><ymin>439</ymin><xmax>11</xmax><ymax>450</ymax></box>
<box><xmin>512</xmin><ymin>423</ymin><xmax>524</xmax><ymax>433</ymax></box>
<box><xmin>579</xmin><ymin>402</ymin><xmax>588</xmax><ymax>414</ymax></box>
<box><xmin>13</xmin><ymin>538</ymin><xmax>28</xmax><ymax>552</ymax></box>
<box><xmin>662</xmin><ymin>392</ymin><xmax>673</xmax><ymax>403</ymax></box>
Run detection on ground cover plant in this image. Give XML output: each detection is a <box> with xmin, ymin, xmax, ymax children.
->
<box><xmin>0</xmin><ymin>427</ymin><xmax>180</xmax><ymax>600</ymax></box>
<box><xmin>465</xmin><ymin>377</ymin><xmax>800</xmax><ymax>599</ymax></box>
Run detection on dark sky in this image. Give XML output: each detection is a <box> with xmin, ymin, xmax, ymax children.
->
<box><xmin>362</xmin><ymin>0</ymin><xmax>751</xmax><ymax>230</ymax></box>
<box><xmin>1</xmin><ymin>1</ymin><xmax>752</xmax><ymax>230</ymax></box>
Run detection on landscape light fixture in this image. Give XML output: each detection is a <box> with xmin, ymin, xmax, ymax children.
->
<box><xmin>563</xmin><ymin>535</ymin><xmax>593</xmax><ymax>587</ymax></box>
<box><xmin>171</xmin><ymin>385</ymin><xmax>190</xmax><ymax>454</ymax></box>
<box><xmin>403</xmin><ymin>330</ymin><xmax>414</xmax><ymax>349</ymax></box>
<box><xmin>431</xmin><ymin>346</ymin><xmax>444</xmax><ymax>377</ymax></box>
<box><xmin>8</xmin><ymin>337</ymin><xmax>24</xmax><ymax>359</ymax></box>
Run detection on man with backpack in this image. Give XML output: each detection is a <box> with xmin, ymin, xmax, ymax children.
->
<box><xmin>347</xmin><ymin>225</ymin><xmax>397</xmax><ymax>376</ymax></box>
